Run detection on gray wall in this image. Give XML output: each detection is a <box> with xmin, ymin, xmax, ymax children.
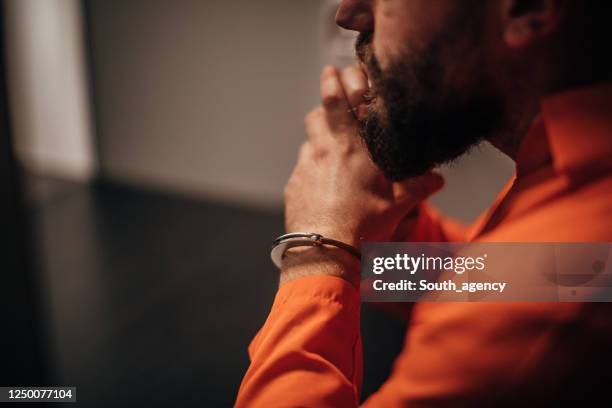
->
<box><xmin>87</xmin><ymin>0</ymin><xmax>515</xmax><ymax>222</ymax></box>
<box><xmin>87</xmin><ymin>0</ymin><xmax>324</xmax><ymax>208</ymax></box>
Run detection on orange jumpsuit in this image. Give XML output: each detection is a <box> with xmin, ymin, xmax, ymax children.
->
<box><xmin>236</xmin><ymin>84</ymin><xmax>612</xmax><ymax>407</ymax></box>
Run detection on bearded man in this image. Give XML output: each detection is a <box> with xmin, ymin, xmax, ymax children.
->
<box><xmin>236</xmin><ymin>1</ymin><xmax>612</xmax><ymax>406</ymax></box>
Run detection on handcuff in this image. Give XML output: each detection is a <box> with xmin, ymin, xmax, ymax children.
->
<box><xmin>270</xmin><ymin>232</ymin><xmax>361</xmax><ymax>269</ymax></box>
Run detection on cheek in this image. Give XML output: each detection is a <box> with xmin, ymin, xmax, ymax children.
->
<box><xmin>372</xmin><ymin>0</ymin><xmax>450</xmax><ymax>69</ymax></box>
<box><xmin>373</xmin><ymin>13</ymin><xmax>409</xmax><ymax>69</ymax></box>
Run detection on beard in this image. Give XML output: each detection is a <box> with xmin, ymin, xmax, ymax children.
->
<box><xmin>356</xmin><ymin>24</ymin><xmax>506</xmax><ymax>181</ymax></box>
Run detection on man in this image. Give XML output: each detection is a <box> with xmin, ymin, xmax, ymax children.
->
<box><xmin>236</xmin><ymin>0</ymin><xmax>612</xmax><ymax>406</ymax></box>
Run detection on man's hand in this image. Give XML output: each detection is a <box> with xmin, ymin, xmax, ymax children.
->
<box><xmin>280</xmin><ymin>65</ymin><xmax>443</xmax><ymax>285</ymax></box>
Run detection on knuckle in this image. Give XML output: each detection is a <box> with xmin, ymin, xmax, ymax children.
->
<box><xmin>314</xmin><ymin>146</ymin><xmax>329</xmax><ymax>159</ymax></box>
<box><xmin>337</xmin><ymin>139</ymin><xmax>355</xmax><ymax>154</ymax></box>
<box><xmin>298</xmin><ymin>141</ymin><xmax>310</xmax><ymax>156</ymax></box>
<box><xmin>304</xmin><ymin>108</ymin><xmax>317</xmax><ymax>124</ymax></box>
<box><xmin>322</xmin><ymin>92</ymin><xmax>343</xmax><ymax>109</ymax></box>
<box><xmin>346</xmin><ymin>88</ymin><xmax>364</xmax><ymax>103</ymax></box>
<box><xmin>304</xmin><ymin>108</ymin><xmax>323</xmax><ymax>127</ymax></box>
<box><xmin>320</xmin><ymin>65</ymin><xmax>336</xmax><ymax>80</ymax></box>
<box><xmin>304</xmin><ymin>118</ymin><xmax>314</xmax><ymax>134</ymax></box>
<box><xmin>328</xmin><ymin>120</ymin><xmax>355</xmax><ymax>136</ymax></box>
<box><xmin>303</xmin><ymin>114</ymin><xmax>311</xmax><ymax>126</ymax></box>
<box><xmin>299</xmin><ymin>141</ymin><xmax>319</xmax><ymax>162</ymax></box>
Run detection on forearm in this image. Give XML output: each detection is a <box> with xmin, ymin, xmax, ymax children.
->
<box><xmin>236</xmin><ymin>266</ymin><xmax>362</xmax><ymax>407</ymax></box>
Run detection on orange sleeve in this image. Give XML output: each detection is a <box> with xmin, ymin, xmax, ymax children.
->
<box><xmin>235</xmin><ymin>275</ymin><xmax>362</xmax><ymax>408</ymax></box>
<box><xmin>235</xmin><ymin>204</ymin><xmax>467</xmax><ymax>406</ymax></box>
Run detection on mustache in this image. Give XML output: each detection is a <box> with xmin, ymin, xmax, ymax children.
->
<box><xmin>355</xmin><ymin>32</ymin><xmax>373</xmax><ymax>65</ymax></box>
<box><xmin>355</xmin><ymin>32</ymin><xmax>382</xmax><ymax>80</ymax></box>
<box><xmin>354</xmin><ymin>32</ymin><xmax>381</xmax><ymax>103</ymax></box>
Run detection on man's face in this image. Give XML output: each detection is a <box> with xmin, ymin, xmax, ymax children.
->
<box><xmin>341</xmin><ymin>0</ymin><xmax>506</xmax><ymax>181</ymax></box>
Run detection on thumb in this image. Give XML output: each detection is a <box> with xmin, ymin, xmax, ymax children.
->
<box><xmin>392</xmin><ymin>171</ymin><xmax>445</xmax><ymax>209</ymax></box>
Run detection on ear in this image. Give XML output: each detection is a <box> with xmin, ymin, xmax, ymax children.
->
<box><xmin>501</xmin><ymin>0</ymin><xmax>566</xmax><ymax>48</ymax></box>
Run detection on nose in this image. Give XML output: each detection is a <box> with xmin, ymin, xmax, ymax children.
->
<box><xmin>335</xmin><ymin>0</ymin><xmax>374</xmax><ymax>32</ymax></box>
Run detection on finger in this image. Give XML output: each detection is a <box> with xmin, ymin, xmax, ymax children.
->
<box><xmin>304</xmin><ymin>107</ymin><xmax>328</xmax><ymax>147</ymax></box>
<box><xmin>320</xmin><ymin>65</ymin><xmax>355</xmax><ymax>132</ymax></box>
<box><xmin>296</xmin><ymin>140</ymin><xmax>314</xmax><ymax>163</ymax></box>
<box><xmin>392</xmin><ymin>172</ymin><xmax>445</xmax><ymax>208</ymax></box>
<box><xmin>340</xmin><ymin>65</ymin><xmax>368</xmax><ymax>115</ymax></box>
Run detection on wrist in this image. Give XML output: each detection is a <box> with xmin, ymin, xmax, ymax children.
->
<box><xmin>279</xmin><ymin>246</ymin><xmax>361</xmax><ymax>288</ymax></box>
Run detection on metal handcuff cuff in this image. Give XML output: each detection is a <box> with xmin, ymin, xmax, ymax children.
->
<box><xmin>270</xmin><ymin>232</ymin><xmax>361</xmax><ymax>269</ymax></box>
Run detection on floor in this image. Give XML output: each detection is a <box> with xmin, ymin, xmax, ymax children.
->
<box><xmin>25</xmin><ymin>175</ymin><xmax>407</xmax><ymax>407</ymax></box>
